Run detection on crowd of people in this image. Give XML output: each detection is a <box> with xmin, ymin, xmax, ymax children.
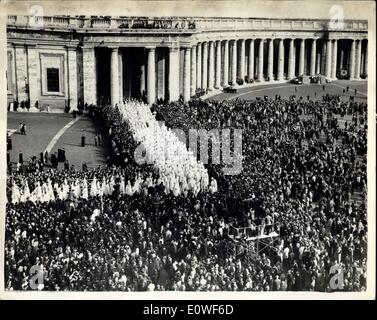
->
<box><xmin>5</xmin><ymin>94</ymin><xmax>368</xmax><ymax>291</ymax></box>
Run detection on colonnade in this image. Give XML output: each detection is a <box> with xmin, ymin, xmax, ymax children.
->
<box><xmin>85</xmin><ymin>38</ymin><xmax>367</xmax><ymax>105</ymax></box>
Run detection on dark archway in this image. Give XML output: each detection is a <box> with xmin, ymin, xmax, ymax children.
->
<box><xmin>96</xmin><ymin>48</ymin><xmax>111</xmax><ymax>104</ymax></box>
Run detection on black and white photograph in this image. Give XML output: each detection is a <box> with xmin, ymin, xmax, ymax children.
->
<box><xmin>0</xmin><ymin>0</ymin><xmax>375</xmax><ymax>299</ymax></box>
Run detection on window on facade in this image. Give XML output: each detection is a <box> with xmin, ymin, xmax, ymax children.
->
<box><xmin>46</xmin><ymin>68</ymin><xmax>60</xmax><ymax>92</ymax></box>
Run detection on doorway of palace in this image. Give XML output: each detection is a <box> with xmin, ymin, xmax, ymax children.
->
<box><xmin>96</xmin><ymin>47</ymin><xmax>111</xmax><ymax>104</ymax></box>
<box><xmin>122</xmin><ymin>47</ymin><xmax>145</xmax><ymax>100</ymax></box>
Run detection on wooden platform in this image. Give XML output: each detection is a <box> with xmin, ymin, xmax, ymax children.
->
<box><xmin>230</xmin><ymin>231</ymin><xmax>279</xmax><ymax>242</ymax></box>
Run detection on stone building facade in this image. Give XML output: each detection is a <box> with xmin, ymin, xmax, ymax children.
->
<box><xmin>6</xmin><ymin>15</ymin><xmax>368</xmax><ymax>110</ymax></box>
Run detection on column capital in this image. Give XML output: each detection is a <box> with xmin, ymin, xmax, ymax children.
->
<box><xmin>12</xmin><ymin>42</ymin><xmax>27</xmax><ymax>48</ymax></box>
<box><xmin>82</xmin><ymin>45</ymin><xmax>95</xmax><ymax>51</ymax></box>
<box><xmin>108</xmin><ymin>46</ymin><xmax>119</xmax><ymax>52</ymax></box>
<box><xmin>168</xmin><ymin>45</ymin><xmax>180</xmax><ymax>52</ymax></box>
<box><xmin>145</xmin><ymin>46</ymin><xmax>156</xmax><ymax>51</ymax></box>
<box><xmin>65</xmin><ymin>45</ymin><xmax>78</xmax><ymax>51</ymax></box>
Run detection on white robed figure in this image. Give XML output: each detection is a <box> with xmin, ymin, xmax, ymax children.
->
<box><xmin>19</xmin><ymin>184</ymin><xmax>27</xmax><ymax>203</ymax></box>
<box><xmin>11</xmin><ymin>182</ymin><xmax>21</xmax><ymax>204</ymax></box>
<box><xmin>41</xmin><ymin>182</ymin><xmax>49</xmax><ymax>202</ymax></box>
<box><xmin>119</xmin><ymin>176</ymin><xmax>126</xmax><ymax>195</ymax></box>
<box><xmin>209</xmin><ymin>177</ymin><xmax>218</xmax><ymax>194</ymax></box>
<box><xmin>102</xmin><ymin>177</ymin><xmax>109</xmax><ymax>196</ymax></box>
<box><xmin>33</xmin><ymin>181</ymin><xmax>43</xmax><ymax>202</ymax></box>
<box><xmin>73</xmin><ymin>179</ymin><xmax>81</xmax><ymax>199</ymax></box>
<box><xmin>29</xmin><ymin>191</ymin><xmax>37</xmax><ymax>203</ymax></box>
<box><xmin>61</xmin><ymin>179</ymin><xmax>69</xmax><ymax>200</ymax></box>
<box><xmin>47</xmin><ymin>179</ymin><xmax>55</xmax><ymax>202</ymax></box>
<box><xmin>109</xmin><ymin>175</ymin><xmax>115</xmax><ymax>194</ymax></box>
<box><xmin>24</xmin><ymin>181</ymin><xmax>31</xmax><ymax>201</ymax></box>
<box><xmin>172</xmin><ymin>180</ymin><xmax>180</xmax><ymax>197</ymax></box>
<box><xmin>90</xmin><ymin>177</ymin><xmax>98</xmax><ymax>197</ymax></box>
<box><xmin>132</xmin><ymin>174</ymin><xmax>141</xmax><ymax>194</ymax></box>
<box><xmin>82</xmin><ymin>178</ymin><xmax>88</xmax><ymax>199</ymax></box>
<box><xmin>98</xmin><ymin>181</ymin><xmax>104</xmax><ymax>197</ymax></box>
<box><xmin>125</xmin><ymin>180</ymin><xmax>133</xmax><ymax>196</ymax></box>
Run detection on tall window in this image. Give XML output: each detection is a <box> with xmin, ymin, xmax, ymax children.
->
<box><xmin>46</xmin><ymin>68</ymin><xmax>60</xmax><ymax>92</ymax></box>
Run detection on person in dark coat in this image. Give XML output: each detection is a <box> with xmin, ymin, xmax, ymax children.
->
<box><xmin>81</xmin><ymin>135</ymin><xmax>86</xmax><ymax>147</ymax></box>
<box><xmin>7</xmin><ymin>135</ymin><xmax>12</xmax><ymax>151</ymax></box>
<box><xmin>39</xmin><ymin>152</ymin><xmax>44</xmax><ymax>164</ymax></box>
<box><xmin>18</xmin><ymin>152</ymin><xmax>23</xmax><ymax>165</ymax></box>
<box><xmin>64</xmin><ymin>160</ymin><xmax>70</xmax><ymax>171</ymax></box>
<box><xmin>50</xmin><ymin>153</ymin><xmax>58</xmax><ymax>169</ymax></box>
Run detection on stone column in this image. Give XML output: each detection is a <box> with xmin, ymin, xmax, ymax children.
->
<box><xmin>339</xmin><ymin>48</ymin><xmax>344</xmax><ymax>69</ymax></box>
<box><xmin>196</xmin><ymin>43</ymin><xmax>202</xmax><ymax>89</ymax></box>
<box><xmin>215</xmin><ymin>40</ymin><xmax>221</xmax><ymax>88</ymax></box>
<box><xmin>325</xmin><ymin>40</ymin><xmax>332</xmax><ymax>78</ymax></box>
<box><xmin>349</xmin><ymin>39</ymin><xmax>356</xmax><ymax>80</ymax></box>
<box><xmin>277</xmin><ymin>39</ymin><xmax>284</xmax><ymax>80</ymax></box>
<box><xmin>15</xmin><ymin>45</ymin><xmax>28</xmax><ymax>103</ymax></box>
<box><xmin>118</xmin><ymin>49</ymin><xmax>123</xmax><ymax>103</ymax></box>
<box><xmin>331</xmin><ymin>39</ymin><xmax>338</xmax><ymax>79</ymax></box>
<box><xmin>231</xmin><ymin>40</ymin><xmax>237</xmax><ymax>85</ymax></box>
<box><xmin>363</xmin><ymin>40</ymin><xmax>368</xmax><ymax>76</ymax></box>
<box><xmin>355</xmin><ymin>40</ymin><xmax>362</xmax><ymax>79</ymax></box>
<box><xmin>146</xmin><ymin>47</ymin><xmax>156</xmax><ymax>105</ymax></box>
<box><xmin>67</xmin><ymin>47</ymin><xmax>78</xmax><ymax>110</ymax></box>
<box><xmin>223</xmin><ymin>40</ymin><xmax>229</xmax><ymax>86</ymax></box>
<box><xmin>190</xmin><ymin>45</ymin><xmax>197</xmax><ymax>96</ymax></box>
<box><xmin>183</xmin><ymin>47</ymin><xmax>191</xmax><ymax>101</ymax></box>
<box><xmin>248</xmin><ymin>39</ymin><xmax>254</xmax><ymax>82</ymax></box>
<box><xmin>299</xmin><ymin>38</ymin><xmax>305</xmax><ymax>75</ymax></box>
<box><xmin>258</xmin><ymin>39</ymin><xmax>264</xmax><ymax>82</ymax></box>
<box><xmin>310</xmin><ymin>39</ymin><xmax>317</xmax><ymax>76</ymax></box>
<box><xmin>288</xmin><ymin>39</ymin><xmax>295</xmax><ymax>79</ymax></box>
<box><xmin>267</xmin><ymin>38</ymin><xmax>274</xmax><ymax>80</ymax></box>
<box><xmin>27</xmin><ymin>45</ymin><xmax>39</xmax><ymax>109</ymax></box>
<box><xmin>208</xmin><ymin>41</ymin><xmax>215</xmax><ymax>90</ymax></box>
<box><xmin>202</xmin><ymin>42</ymin><xmax>208</xmax><ymax>90</ymax></box>
<box><xmin>140</xmin><ymin>50</ymin><xmax>146</xmax><ymax>95</ymax></box>
<box><xmin>169</xmin><ymin>46</ymin><xmax>180</xmax><ymax>101</ymax></box>
<box><xmin>316</xmin><ymin>50</ymin><xmax>321</xmax><ymax>74</ymax></box>
<box><xmin>239</xmin><ymin>39</ymin><xmax>245</xmax><ymax>81</ymax></box>
<box><xmin>83</xmin><ymin>46</ymin><xmax>97</xmax><ymax>105</ymax></box>
<box><xmin>110</xmin><ymin>47</ymin><xmax>120</xmax><ymax>106</ymax></box>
